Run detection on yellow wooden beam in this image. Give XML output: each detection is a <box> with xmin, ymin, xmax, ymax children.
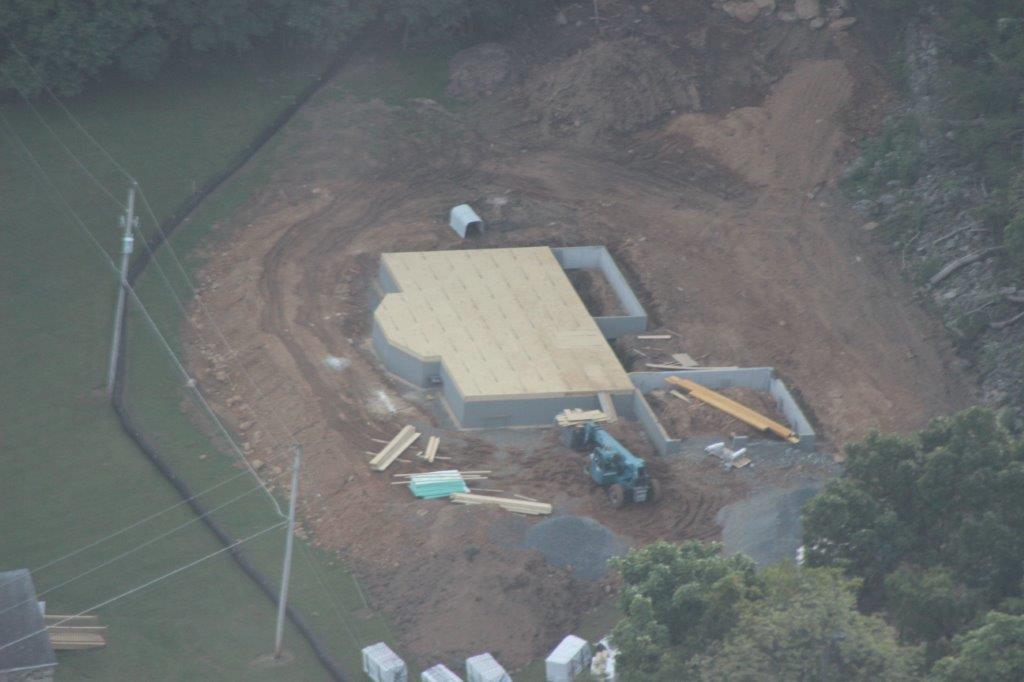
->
<box><xmin>666</xmin><ymin>377</ymin><xmax>799</xmax><ymax>444</ymax></box>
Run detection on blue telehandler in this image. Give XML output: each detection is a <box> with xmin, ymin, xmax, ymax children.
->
<box><xmin>564</xmin><ymin>421</ymin><xmax>661</xmax><ymax>508</ymax></box>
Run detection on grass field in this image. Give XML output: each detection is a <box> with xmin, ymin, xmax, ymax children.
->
<box><xmin>0</xmin><ymin>52</ymin><xmax>393</xmax><ymax>680</ymax></box>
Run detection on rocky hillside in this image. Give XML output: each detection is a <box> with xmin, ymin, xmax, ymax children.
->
<box><xmin>843</xmin><ymin>4</ymin><xmax>1024</xmax><ymax>425</ymax></box>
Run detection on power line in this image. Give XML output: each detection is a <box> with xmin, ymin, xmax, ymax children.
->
<box><xmin>0</xmin><ymin>48</ymin><xmax>371</xmax><ymax>650</ymax></box>
<box><xmin>0</xmin><ymin>87</ymin><xmax>370</xmax><ymax>654</ymax></box>
<box><xmin>0</xmin><ymin>109</ymin><xmax>283</xmax><ymax>517</ymax></box>
<box><xmin>0</xmin><ymin>521</ymin><xmax>286</xmax><ymax>656</ymax></box>
<box><xmin>7</xmin><ymin>31</ymin><xmax>315</xmax><ymax>468</ymax></box>
<box><xmin>0</xmin><ymin>474</ymin><xmax>296</xmax><ymax>622</ymax></box>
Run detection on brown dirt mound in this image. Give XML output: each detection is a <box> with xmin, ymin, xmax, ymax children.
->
<box><xmin>663</xmin><ymin>59</ymin><xmax>854</xmax><ymax>189</ymax></box>
<box><xmin>649</xmin><ymin>387</ymin><xmax>791</xmax><ymax>439</ymax></box>
<box><xmin>527</xmin><ymin>38</ymin><xmax>701</xmax><ymax>140</ymax></box>
<box><xmin>445</xmin><ymin>42</ymin><xmax>518</xmax><ymax>99</ymax></box>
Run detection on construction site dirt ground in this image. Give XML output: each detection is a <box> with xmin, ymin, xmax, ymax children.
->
<box><xmin>181</xmin><ymin>5</ymin><xmax>975</xmax><ymax>672</ymax></box>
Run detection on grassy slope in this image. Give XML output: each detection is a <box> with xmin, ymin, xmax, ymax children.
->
<box><xmin>0</xmin><ymin>54</ymin><xmax>389</xmax><ymax>680</ymax></box>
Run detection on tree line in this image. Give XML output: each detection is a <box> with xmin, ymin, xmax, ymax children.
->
<box><xmin>0</xmin><ymin>0</ymin><xmax>548</xmax><ymax>97</ymax></box>
<box><xmin>612</xmin><ymin>407</ymin><xmax>1024</xmax><ymax>680</ymax></box>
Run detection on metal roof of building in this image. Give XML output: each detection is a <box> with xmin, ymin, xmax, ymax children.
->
<box><xmin>375</xmin><ymin>247</ymin><xmax>633</xmax><ymax>401</ymax></box>
<box><xmin>0</xmin><ymin>569</ymin><xmax>56</xmax><ymax>674</ymax></box>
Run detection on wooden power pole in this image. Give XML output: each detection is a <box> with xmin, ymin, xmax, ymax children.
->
<box><xmin>274</xmin><ymin>444</ymin><xmax>301</xmax><ymax>658</ymax></box>
<box><xmin>106</xmin><ymin>181</ymin><xmax>138</xmax><ymax>397</ymax></box>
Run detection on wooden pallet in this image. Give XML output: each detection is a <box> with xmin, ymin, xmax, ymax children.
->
<box><xmin>666</xmin><ymin>376</ymin><xmax>799</xmax><ymax>444</ymax></box>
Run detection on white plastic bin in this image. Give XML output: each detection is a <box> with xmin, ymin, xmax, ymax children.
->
<box><xmin>466</xmin><ymin>652</ymin><xmax>511</xmax><ymax>682</ymax></box>
<box><xmin>362</xmin><ymin>642</ymin><xmax>408</xmax><ymax>682</ymax></box>
<box><xmin>545</xmin><ymin>635</ymin><xmax>592</xmax><ymax>682</ymax></box>
<box><xmin>421</xmin><ymin>663</ymin><xmax>464</xmax><ymax>682</ymax></box>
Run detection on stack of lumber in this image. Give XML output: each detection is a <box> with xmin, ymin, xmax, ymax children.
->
<box><xmin>450</xmin><ymin>492</ymin><xmax>552</xmax><ymax>515</ymax></box>
<box><xmin>403</xmin><ymin>470</ymin><xmax>470</xmax><ymax>499</ymax></box>
<box><xmin>45</xmin><ymin>614</ymin><xmax>106</xmax><ymax>650</ymax></box>
<box><xmin>555</xmin><ymin>409</ymin><xmax>608</xmax><ymax>427</ymax></box>
<box><xmin>422</xmin><ymin>435</ymin><xmax>440</xmax><ymax>463</ymax></box>
<box><xmin>368</xmin><ymin>425</ymin><xmax>420</xmax><ymax>471</ymax></box>
<box><xmin>667</xmin><ymin>377</ymin><xmax>799</xmax><ymax>444</ymax></box>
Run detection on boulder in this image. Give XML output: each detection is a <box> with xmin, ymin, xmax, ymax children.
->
<box><xmin>829</xmin><ymin>16</ymin><xmax>858</xmax><ymax>30</ymax></box>
<box><xmin>810</xmin><ymin>17</ymin><xmax>826</xmax><ymax>29</ymax></box>
<box><xmin>445</xmin><ymin>43</ymin><xmax>517</xmax><ymax>100</ymax></box>
<box><xmin>722</xmin><ymin>0</ymin><xmax>762</xmax><ymax>22</ymax></box>
<box><xmin>794</xmin><ymin>0</ymin><xmax>821</xmax><ymax>19</ymax></box>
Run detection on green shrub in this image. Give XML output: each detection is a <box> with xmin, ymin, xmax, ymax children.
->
<box><xmin>846</xmin><ymin>116</ymin><xmax>923</xmax><ymax>195</ymax></box>
<box><xmin>1004</xmin><ymin>214</ymin><xmax>1024</xmax><ymax>275</ymax></box>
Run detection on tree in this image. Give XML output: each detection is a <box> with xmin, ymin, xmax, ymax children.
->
<box><xmin>611</xmin><ymin>541</ymin><xmax>762</xmax><ymax>680</ymax></box>
<box><xmin>693</xmin><ymin>564</ymin><xmax>921</xmax><ymax>681</ymax></box>
<box><xmin>931</xmin><ymin>612</ymin><xmax>1024</xmax><ymax>681</ymax></box>
<box><xmin>884</xmin><ymin>567</ymin><xmax>972</xmax><ymax>647</ymax></box>
<box><xmin>802</xmin><ymin>408</ymin><xmax>1024</xmax><ymax>669</ymax></box>
<box><xmin>0</xmin><ymin>0</ymin><xmax>153</xmax><ymax>96</ymax></box>
<box><xmin>610</xmin><ymin>543</ymin><xmax>919</xmax><ymax>681</ymax></box>
<box><xmin>0</xmin><ymin>0</ymin><xmax>551</xmax><ymax>97</ymax></box>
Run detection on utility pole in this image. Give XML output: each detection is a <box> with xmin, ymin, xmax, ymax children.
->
<box><xmin>106</xmin><ymin>181</ymin><xmax>138</xmax><ymax>397</ymax></box>
<box><xmin>274</xmin><ymin>444</ymin><xmax>301</xmax><ymax>659</ymax></box>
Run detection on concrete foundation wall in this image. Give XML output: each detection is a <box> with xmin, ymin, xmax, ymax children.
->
<box><xmin>629</xmin><ymin>369</ymin><xmax>816</xmax><ymax>451</ymax></box>
<box><xmin>770</xmin><ymin>378</ymin><xmax>816</xmax><ymax>450</ymax></box>
<box><xmin>632</xmin><ymin>390</ymin><xmax>682</xmax><ymax>456</ymax></box>
<box><xmin>371</xmin><ymin>323</ymin><xmax>440</xmax><ymax>388</ymax></box>
<box><xmin>552</xmin><ymin>246</ymin><xmax>647</xmax><ymax>338</ymax></box>
<box><xmin>630</xmin><ymin>368</ymin><xmax>774</xmax><ymax>393</ymax></box>
<box><xmin>460</xmin><ymin>392</ymin><xmax>635</xmax><ymax>429</ymax></box>
<box><xmin>378</xmin><ymin>261</ymin><xmax>401</xmax><ymax>294</ymax></box>
<box><xmin>371</xmin><ymin>249</ymin><xmax>816</xmax><ymax>448</ymax></box>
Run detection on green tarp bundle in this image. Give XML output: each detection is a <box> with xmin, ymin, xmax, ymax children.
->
<box><xmin>408</xmin><ymin>471</ymin><xmax>469</xmax><ymax>499</ymax></box>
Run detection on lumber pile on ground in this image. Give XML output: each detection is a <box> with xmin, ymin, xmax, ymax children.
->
<box><xmin>423</xmin><ymin>435</ymin><xmax>440</xmax><ymax>463</ymax></box>
<box><xmin>450</xmin><ymin>492</ymin><xmax>552</xmax><ymax>515</ymax></box>
<box><xmin>667</xmin><ymin>377</ymin><xmax>799</xmax><ymax>444</ymax></box>
<box><xmin>402</xmin><ymin>470</ymin><xmax>470</xmax><ymax>499</ymax></box>
<box><xmin>45</xmin><ymin>615</ymin><xmax>106</xmax><ymax>650</ymax></box>
<box><xmin>555</xmin><ymin>409</ymin><xmax>608</xmax><ymax>427</ymax></box>
<box><xmin>368</xmin><ymin>425</ymin><xmax>421</xmax><ymax>471</ymax></box>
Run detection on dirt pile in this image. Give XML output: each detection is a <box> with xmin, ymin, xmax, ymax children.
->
<box><xmin>664</xmin><ymin>59</ymin><xmax>854</xmax><ymax>189</ymax></box>
<box><xmin>527</xmin><ymin>38</ymin><xmax>701</xmax><ymax>140</ymax></box>
<box><xmin>445</xmin><ymin>43</ymin><xmax>518</xmax><ymax>99</ymax></box>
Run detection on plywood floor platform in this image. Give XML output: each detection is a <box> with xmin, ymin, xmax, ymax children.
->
<box><xmin>375</xmin><ymin>247</ymin><xmax>633</xmax><ymax>401</ymax></box>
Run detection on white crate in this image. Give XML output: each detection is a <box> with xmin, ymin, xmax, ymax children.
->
<box><xmin>545</xmin><ymin>635</ymin><xmax>592</xmax><ymax>682</ymax></box>
<box><xmin>466</xmin><ymin>652</ymin><xmax>511</xmax><ymax>682</ymax></box>
<box><xmin>362</xmin><ymin>642</ymin><xmax>408</xmax><ymax>682</ymax></box>
<box><xmin>421</xmin><ymin>663</ymin><xmax>463</xmax><ymax>682</ymax></box>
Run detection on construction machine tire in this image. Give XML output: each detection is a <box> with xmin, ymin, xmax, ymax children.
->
<box><xmin>608</xmin><ymin>484</ymin><xmax>626</xmax><ymax>508</ymax></box>
<box><xmin>648</xmin><ymin>478</ymin><xmax>662</xmax><ymax>503</ymax></box>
